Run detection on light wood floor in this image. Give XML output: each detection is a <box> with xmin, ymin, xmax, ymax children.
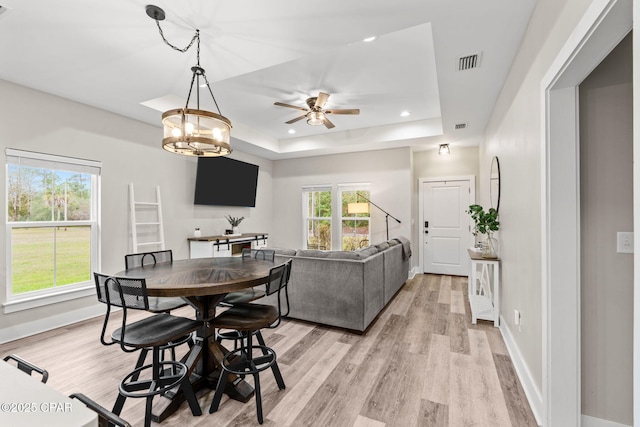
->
<box><xmin>0</xmin><ymin>274</ymin><xmax>538</xmax><ymax>426</ymax></box>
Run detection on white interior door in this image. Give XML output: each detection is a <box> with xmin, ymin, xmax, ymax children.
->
<box><xmin>422</xmin><ymin>179</ymin><xmax>472</xmax><ymax>275</ymax></box>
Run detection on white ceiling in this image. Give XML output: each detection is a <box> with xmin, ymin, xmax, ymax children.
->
<box><xmin>0</xmin><ymin>0</ymin><xmax>537</xmax><ymax>160</ymax></box>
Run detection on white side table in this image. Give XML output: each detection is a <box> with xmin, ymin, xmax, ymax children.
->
<box><xmin>467</xmin><ymin>249</ymin><xmax>500</xmax><ymax>327</ymax></box>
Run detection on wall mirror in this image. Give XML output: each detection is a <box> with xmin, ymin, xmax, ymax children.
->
<box><xmin>490</xmin><ymin>156</ymin><xmax>501</xmax><ymax>212</ymax></box>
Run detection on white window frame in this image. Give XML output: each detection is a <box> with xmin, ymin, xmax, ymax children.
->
<box><xmin>301</xmin><ymin>185</ymin><xmax>332</xmax><ymax>250</ymax></box>
<box><xmin>4</xmin><ymin>149</ymin><xmax>101</xmax><ymax>313</ymax></box>
<box><xmin>338</xmin><ymin>183</ymin><xmax>371</xmax><ymax>251</ymax></box>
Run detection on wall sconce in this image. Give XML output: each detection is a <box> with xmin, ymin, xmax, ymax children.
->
<box><xmin>438</xmin><ymin>144</ymin><xmax>450</xmax><ymax>155</ymax></box>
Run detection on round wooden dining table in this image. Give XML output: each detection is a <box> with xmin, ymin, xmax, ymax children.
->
<box><xmin>115</xmin><ymin>256</ymin><xmax>274</xmax><ymax>422</ymax></box>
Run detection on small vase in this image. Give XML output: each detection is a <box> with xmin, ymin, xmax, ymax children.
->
<box><xmin>481</xmin><ymin>234</ymin><xmax>498</xmax><ymax>258</ymax></box>
<box><xmin>193</xmin><ymin>228</ymin><xmax>202</xmax><ymax>238</ymax></box>
<box><xmin>232</xmin><ymin>226</ymin><xmax>240</xmax><ymax>235</ymax></box>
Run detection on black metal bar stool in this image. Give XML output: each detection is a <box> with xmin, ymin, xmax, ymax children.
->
<box><xmin>209</xmin><ymin>260</ymin><xmax>291</xmax><ymax>424</ymax></box>
<box><xmin>94</xmin><ymin>273</ymin><xmax>202</xmax><ymax>427</ymax></box>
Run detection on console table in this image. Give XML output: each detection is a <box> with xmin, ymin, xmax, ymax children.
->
<box><xmin>467</xmin><ymin>248</ymin><xmax>500</xmax><ymax>327</ymax></box>
<box><xmin>188</xmin><ymin>233</ymin><xmax>268</xmax><ymax>259</ymax></box>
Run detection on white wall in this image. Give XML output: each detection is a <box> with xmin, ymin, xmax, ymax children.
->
<box><xmin>0</xmin><ymin>79</ymin><xmax>273</xmax><ymax>341</ymax></box>
<box><xmin>479</xmin><ymin>0</ymin><xmax>598</xmax><ymax>419</ymax></box>
<box><xmin>271</xmin><ymin>148</ymin><xmax>412</xmax><ymax>255</ymax></box>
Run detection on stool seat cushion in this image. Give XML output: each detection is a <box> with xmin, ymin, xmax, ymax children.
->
<box><xmin>221</xmin><ymin>288</ymin><xmax>266</xmax><ymax>305</ymax></box>
<box><xmin>112</xmin><ymin>314</ymin><xmax>200</xmax><ymax>349</ymax></box>
<box><xmin>214</xmin><ymin>304</ymin><xmax>279</xmax><ymax>331</ymax></box>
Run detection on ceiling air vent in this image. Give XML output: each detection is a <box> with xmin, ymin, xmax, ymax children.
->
<box><xmin>454</xmin><ymin>123</ymin><xmax>467</xmax><ymax>130</ymax></box>
<box><xmin>457</xmin><ymin>53</ymin><xmax>481</xmax><ymax>71</ymax></box>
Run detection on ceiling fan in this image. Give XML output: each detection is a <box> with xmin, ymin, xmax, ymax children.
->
<box><xmin>274</xmin><ymin>92</ymin><xmax>360</xmax><ymax>129</ymax></box>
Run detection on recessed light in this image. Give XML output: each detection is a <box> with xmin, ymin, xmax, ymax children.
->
<box><xmin>288</xmin><ymin>129</ymin><xmax>296</xmax><ymax>134</ymax></box>
<box><xmin>400</xmin><ymin>111</ymin><xmax>410</xmax><ymax>117</ymax></box>
<box><xmin>363</xmin><ymin>36</ymin><xmax>377</xmax><ymax>42</ymax></box>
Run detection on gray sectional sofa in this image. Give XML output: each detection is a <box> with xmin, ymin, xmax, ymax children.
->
<box><xmin>261</xmin><ymin>236</ymin><xmax>411</xmax><ymax>333</ymax></box>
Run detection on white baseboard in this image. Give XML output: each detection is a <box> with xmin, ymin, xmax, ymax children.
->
<box><xmin>0</xmin><ymin>304</ymin><xmax>104</xmax><ymax>344</ymax></box>
<box><xmin>409</xmin><ymin>267</ymin><xmax>421</xmax><ymax>279</ymax></box>
<box><xmin>582</xmin><ymin>415</ymin><xmax>631</xmax><ymax>427</ymax></box>
<box><xmin>499</xmin><ymin>316</ymin><xmax>544</xmax><ymax>426</ymax></box>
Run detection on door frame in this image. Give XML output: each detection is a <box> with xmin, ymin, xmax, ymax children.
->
<box><xmin>541</xmin><ymin>0</ymin><xmax>632</xmax><ymax>424</ymax></box>
<box><xmin>418</xmin><ymin>175</ymin><xmax>475</xmax><ymax>274</ymax></box>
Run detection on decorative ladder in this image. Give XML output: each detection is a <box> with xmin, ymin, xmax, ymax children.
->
<box><xmin>129</xmin><ymin>183</ymin><xmax>165</xmax><ymax>253</ymax></box>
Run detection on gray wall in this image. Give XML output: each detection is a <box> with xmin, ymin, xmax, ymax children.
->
<box><xmin>579</xmin><ymin>33</ymin><xmax>633</xmax><ymax>425</ymax></box>
<box><xmin>0</xmin><ymin>79</ymin><xmax>274</xmax><ymax>341</ymax></box>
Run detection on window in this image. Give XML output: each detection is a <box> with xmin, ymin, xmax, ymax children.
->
<box><xmin>302</xmin><ymin>186</ymin><xmax>331</xmax><ymax>250</ymax></box>
<box><xmin>6</xmin><ymin>149</ymin><xmax>100</xmax><ymax>301</ymax></box>
<box><xmin>340</xmin><ymin>185</ymin><xmax>370</xmax><ymax>250</ymax></box>
<box><xmin>302</xmin><ymin>183</ymin><xmax>371</xmax><ymax>251</ymax></box>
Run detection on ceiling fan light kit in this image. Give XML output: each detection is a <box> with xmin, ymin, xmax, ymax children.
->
<box><xmin>275</xmin><ymin>91</ymin><xmax>360</xmax><ymax>130</ymax></box>
<box><xmin>147</xmin><ymin>5</ymin><xmax>232</xmax><ymax>157</ymax></box>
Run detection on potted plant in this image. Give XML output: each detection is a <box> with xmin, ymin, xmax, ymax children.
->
<box><xmin>466</xmin><ymin>204</ymin><xmax>500</xmax><ymax>258</ymax></box>
<box><xmin>226</xmin><ymin>215</ymin><xmax>244</xmax><ymax>235</ymax></box>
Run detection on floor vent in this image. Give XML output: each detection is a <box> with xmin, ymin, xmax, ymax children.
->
<box><xmin>454</xmin><ymin>123</ymin><xmax>467</xmax><ymax>130</ymax></box>
<box><xmin>457</xmin><ymin>53</ymin><xmax>481</xmax><ymax>71</ymax></box>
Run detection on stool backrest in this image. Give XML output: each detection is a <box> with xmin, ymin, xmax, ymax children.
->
<box><xmin>124</xmin><ymin>249</ymin><xmax>172</xmax><ymax>269</ymax></box>
<box><xmin>241</xmin><ymin>248</ymin><xmax>275</xmax><ymax>261</ymax></box>
<box><xmin>93</xmin><ymin>273</ymin><xmax>149</xmax><ymax>352</ymax></box>
<box><xmin>265</xmin><ymin>259</ymin><xmax>293</xmax><ymax>325</ymax></box>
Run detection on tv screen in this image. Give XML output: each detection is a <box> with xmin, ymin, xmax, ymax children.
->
<box><xmin>194</xmin><ymin>157</ymin><xmax>259</xmax><ymax>207</ymax></box>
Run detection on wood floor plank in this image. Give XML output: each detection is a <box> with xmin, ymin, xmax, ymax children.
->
<box><xmin>437</xmin><ymin>275</ymin><xmax>452</xmax><ymax>305</ymax></box>
<box><xmin>422</xmin><ymin>333</ymin><xmax>450</xmax><ymax>405</ymax></box>
<box><xmin>267</xmin><ymin>341</ymin><xmax>351</xmax><ymax>426</ymax></box>
<box><xmin>360</xmin><ymin>342</ymin><xmax>429</xmax><ymax>427</ymax></box>
<box><xmin>419</xmin><ymin>399</ymin><xmax>449</xmax><ymax>426</ymax></box>
<box><xmin>450</xmin><ymin>289</ymin><xmax>466</xmax><ymax>314</ymax></box>
<box><xmin>291</xmin><ymin>314</ymin><xmax>408</xmax><ymax>427</ymax></box>
<box><xmin>493</xmin><ymin>353</ymin><xmax>538</xmax><ymax>426</ymax></box>
<box><xmin>449</xmin><ymin>312</ymin><xmax>471</xmax><ymax>355</ymax></box>
<box><xmin>0</xmin><ymin>274</ymin><xmax>538</xmax><ymax>427</ymax></box>
<box><xmin>449</xmin><ymin>351</ymin><xmax>477</xmax><ymax>426</ymax></box>
<box><xmin>466</xmin><ymin>329</ymin><xmax>512</xmax><ymax>426</ymax></box>
<box><xmin>352</xmin><ymin>415</ymin><xmax>386</xmax><ymax>427</ymax></box>
<box><xmin>385</xmin><ymin>288</ymin><xmax>415</xmax><ymax>317</ymax></box>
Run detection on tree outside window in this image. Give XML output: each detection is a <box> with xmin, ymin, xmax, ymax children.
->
<box><xmin>303</xmin><ymin>188</ymin><xmax>331</xmax><ymax>250</ymax></box>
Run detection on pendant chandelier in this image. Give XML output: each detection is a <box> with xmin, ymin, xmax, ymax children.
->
<box><xmin>146</xmin><ymin>5</ymin><xmax>232</xmax><ymax>157</ymax></box>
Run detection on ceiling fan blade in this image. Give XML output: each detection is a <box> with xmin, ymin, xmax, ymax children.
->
<box><xmin>274</xmin><ymin>101</ymin><xmax>308</xmax><ymax>111</ymax></box>
<box><xmin>323</xmin><ymin>116</ymin><xmax>335</xmax><ymax>129</ymax></box>
<box><xmin>315</xmin><ymin>92</ymin><xmax>330</xmax><ymax>109</ymax></box>
<box><xmin>325</xmin><ymin>108</ymin><xmax>360</xmax><ymax>115</ymax></box>
<box><xmin>285</xmin><ymin>114</ymin><xmax>307</xmax><ymax>124</ymax></box>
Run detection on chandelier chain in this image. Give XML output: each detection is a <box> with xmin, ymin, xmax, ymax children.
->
<box><xmin>154</xmin><ymin>20</ymin><xmax>199</xmax><ymax>54</ymax></box>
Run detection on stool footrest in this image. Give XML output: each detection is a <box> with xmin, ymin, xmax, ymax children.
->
<box><xmin>119</xmin><ymin>362</ymin><xmax>187</xmax><ymax>398</ymax></box>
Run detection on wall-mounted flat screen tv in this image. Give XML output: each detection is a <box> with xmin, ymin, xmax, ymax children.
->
<box><xmin>194</xmin><ymin>157</ymin><xmax>259</xmax><ymax>207</ymax></box>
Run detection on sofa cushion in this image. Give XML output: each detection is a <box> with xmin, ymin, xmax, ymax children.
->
<box><xmin>271</xmin><ymin>247</ymin><xmax>297</xmax><ymax>256</ymax></box>
<box><xmin>326</xmin><ymin>251</ymin><xmax>361</xmax><ymax>260</ymax></box>
<box><xmin>355</xmin><ymin>246</ymin><xmax>378</xmax><ymax>259</ymax></box>
<box><xmin>375</xmin><ymin>241</ymin><xmax>390</xmax><ymax>252</ymax></box>
<box><xmin>295</xmin><ymin>249</ymin><xmax>331</xmax><ymax>258</ymax></box>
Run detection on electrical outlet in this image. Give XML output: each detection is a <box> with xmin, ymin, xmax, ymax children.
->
<box><xmin>514</xmin><ymin>309</ymin><xmax>521</xmax><ymax>326</ymax></box>
<box><xmin>617</xmin><ymin>232</ymin><xmax>634</xmax><ymax>254</ymax></box>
